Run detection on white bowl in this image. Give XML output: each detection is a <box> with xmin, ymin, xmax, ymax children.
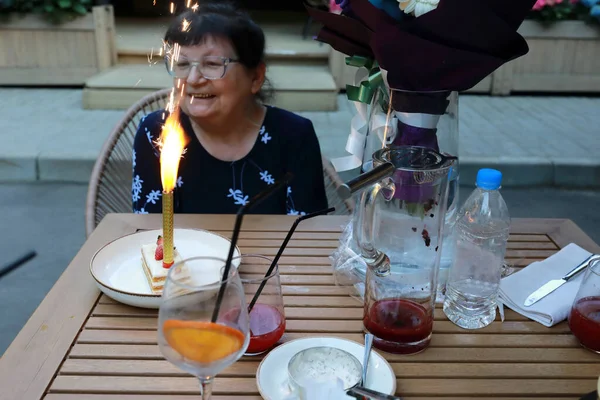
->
<box><xmin>90</xmin><ymin>228</ymin><xmax>241</xmax><ymax>309</ymax></box>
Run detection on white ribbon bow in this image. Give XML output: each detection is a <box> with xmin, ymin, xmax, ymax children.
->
<box><xmin>330</xmin><ymin>67</ymin><xmax>398</xmax><ymax>172</ymax></box>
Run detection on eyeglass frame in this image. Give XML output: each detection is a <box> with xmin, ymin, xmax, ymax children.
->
<box><xmin>164</xmin><ymin>55</ymin><xmax>239</xmax><ymax>80</ymax></box>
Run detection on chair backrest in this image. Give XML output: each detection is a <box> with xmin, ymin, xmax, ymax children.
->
<box><xmin>85</xmin><ymin>89</ymin><xmax>354</xmax><ymax>237</ymax></box>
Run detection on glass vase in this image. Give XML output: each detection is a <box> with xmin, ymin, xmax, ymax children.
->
<box><xmin>362</xmin><ymin>87</ymin><xmax>459</xmax><ymax>298</ymax></box>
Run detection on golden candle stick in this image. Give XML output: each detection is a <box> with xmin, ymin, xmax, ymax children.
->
<box><xmin>159</xmin><ymin>108</ymin><xmax>187</xmax><ymax>269</ymax></box>
<box><xmin>162</xmin><ymin>190</ymin><xmax>174</xmax><ymax>268</ymax></box>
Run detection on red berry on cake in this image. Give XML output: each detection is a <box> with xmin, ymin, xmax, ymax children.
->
<box><xmin>156</xmin><ymin>235</ymin><xmax>164</xmax><ymax>246</ymax></box>
<box><xmin>155</xmin><ymin>244</ymin><xmax>164</xmax><ymax>260</ymax></box>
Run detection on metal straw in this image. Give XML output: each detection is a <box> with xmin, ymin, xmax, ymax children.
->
<box><xmin>211</xmin><ymin>173</ymin><xmax>292</xmax><ymax>322</ymax></box>
<box><xmin>247</xmin><ymin>206</ymin><xmax>335</xmax><ymax>313</ymax></box>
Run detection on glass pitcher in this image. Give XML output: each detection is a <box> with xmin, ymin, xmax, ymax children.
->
<box><xmin>351</xmin><ymin>146</ymin><xmax>455</xmax><ymax>354</ymax></box>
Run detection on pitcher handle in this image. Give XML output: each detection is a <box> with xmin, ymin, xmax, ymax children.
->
<box><xmin>354</xmin><ymin>179</ymin><xmax>395</xmax><ymax>277</ymax></box>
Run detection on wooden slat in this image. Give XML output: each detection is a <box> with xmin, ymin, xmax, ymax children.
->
<box><xmin>89</xmin><ymin>306</ymin><xmax>532</xmax><ymax>322</ymax></box>
<box><xmin>77</xmin><ymin>329</ymin><xmax>578</xmax><ymax>348</ymax></box>
<box><xmin>49</xmin><ymin>376</ymin><xmax>257</xmax><ymax>394</ymax></box>
<box><xmin>240</xmin><ymin>246</ymin><xmax>334</xmax><ymax>257</ymax></box>
<box><xmin>77</xmin><ymin>330</ymin><xmax>365</xmax><ymax>344</ymax></box>
<box><xmin>45</xmin><ymin>396</ymin><xmax>262</xmax><ymax>400</ymax></box>
<box><xmin>43</xmin><ymin>396</ymin><xmax>581</xmax><ymax>400</ymax></box>
<box><xmin>236</xmin><ymin>238</ymin><xmax>339</xmax><ymax>248</ymax></box>
<box><xmin>84</xmin><ymin>314</ymin><xmax>571</xmax><ymax>333</ymax></box>
<box><xmin>68</xmin><ymin>344</ymin><xmax>598</xmax><ymax>363</ymax></box>
<box><xmin>212</xmin><ymin>230</ymin><xmax>342</xmax><ymax>240</ymax></box>
<box><xmin>59</xmin><ymin>359</ymin><xmax>600</xmax><ymax>379</ymax></box>
<box><xmin>91</xmin><ymin>303</ymin><xmax>532</xmax><ymax>320</ymax></box>
<box><xmin>49</xmin><ymin>376</ymin><xmax>597</xmax><ymax>396</ymax></box>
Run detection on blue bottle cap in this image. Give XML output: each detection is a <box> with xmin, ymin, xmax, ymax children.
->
<box><xmin>476</xmin><ymin>168</ymin><xmax>502</xmax><ymax>190</ymax></box>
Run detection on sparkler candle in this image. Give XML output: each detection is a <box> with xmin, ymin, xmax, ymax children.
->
<box><xmin>159</xmin><ymin>109</ymin><xmax>187</xmax><ymax>268</ymax></box>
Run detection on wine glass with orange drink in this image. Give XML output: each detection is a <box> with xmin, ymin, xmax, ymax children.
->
<box><xmin>158</xmin><ymin>256</ymin><xmax>250</xmax><ymax>399</ymax></box>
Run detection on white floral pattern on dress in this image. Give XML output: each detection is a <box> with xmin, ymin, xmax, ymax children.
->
<box><xmin>259</xmin><ymin>170</ymin><xmax>275</xmax><ymax>185</ymax></box>
<box><xmin>227</xmin><ymin>188</ymin><xmax>248</xmax><ymax>205</ymax></box>
<box><xmin>146</xmin><ymin>190</ymin><xmax>162</xmax><ymax>204</ymax></box>
<box><xmin>285</xmin><ymin>186</ymin><xmax>305</xmax><ymax>216</ymax></box>
<box><xmin>258</xmin><ymin>126</ymin><xmax>271</xmax><ymax>144</ymax></box>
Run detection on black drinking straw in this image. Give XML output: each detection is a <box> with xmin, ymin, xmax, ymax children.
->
<box><xmin>247</xmin><ymin>206</ymin><xmax>336</xmax><ymax>313</ymax></box>
<box><xmin>0</xmin><ymin>250</ymin><xmax>36</xmax><ymax>280</ymax></box>
<box><xmin>211</xmin><ymin>172</ymin><xmax>293</xmax><ymax>323</ymax></box>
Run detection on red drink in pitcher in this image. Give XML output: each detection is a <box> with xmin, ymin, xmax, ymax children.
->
<box><xmin>568</xmin><ymin>296</ymin><xmax>600</xmax><ymax>353</ymax></box>
<box><xmin>363</xmin><ymin>299</ymin><xmax>433</xmax><ymax>354</ymax></box>
<box><xmin>247</xmin><ymin>303</ymin><xmax>285</xmax><ymax>355</ymax></box>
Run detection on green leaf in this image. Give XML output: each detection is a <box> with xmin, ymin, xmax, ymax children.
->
<box><xmin>44</xmin><ymin>3</ymin><xmax>54</xmax><ymax>12</ymax></box>
<box><xmin>73</xmin><ymin>3</ymin><xmax>87</xmax><ymax>14</ymax></box>
<box><xmin>57</xmin><ymin>0</ymin><xmax>72</xmax><ymax>8</ymax></box>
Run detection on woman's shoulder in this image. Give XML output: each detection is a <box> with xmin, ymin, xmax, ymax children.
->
<box><xmin>265</xmin><ymin>106</ymin><xmax>315</xmax><ymax>135</ymax></box>
<box><xmin>138</xmin><ymin>109</ymin><xmax>167</xmax><ymax>131</ymax></box>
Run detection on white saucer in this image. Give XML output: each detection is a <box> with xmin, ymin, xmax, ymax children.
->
<box><xmin>90</xmin><ymin>228</ymin><xmax>241</xmax><ymax>309</ymax></box>
<box><xmin>256</xmin><ymin>337</ymin><xmax>396</xmax><ymax>400</ymax></box>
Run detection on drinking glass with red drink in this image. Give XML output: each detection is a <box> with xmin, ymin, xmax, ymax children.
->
<box><xmin>236</xmin><ymin>254</ymin><xmax>286</xmax><ymax>355</ymax></box>
<box><xmin>568</xmin><ymin>258</ymin><xmax>600</xmax><ymax>353</ymax></box>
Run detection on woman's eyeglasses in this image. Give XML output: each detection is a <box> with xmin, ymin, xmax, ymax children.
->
<box><xmin>165</xmin><ymin>56</ymin><xmax>239</xmax><ymax>80</ymax></box>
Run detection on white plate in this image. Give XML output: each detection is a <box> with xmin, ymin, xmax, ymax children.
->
<box><xmin>257</xmin><ymin>337</ymin><xmax>396</xmax><ymax>399</ymax></box>
<box><xmin>90</xmin><ymin>228</ymin><xmax>241</xmax><ymax>309</ymax></box>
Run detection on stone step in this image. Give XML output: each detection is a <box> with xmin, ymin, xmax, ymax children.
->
<box><xmin>82</xmin><ymin>63</ymin><xmax>338</xmax><ymax>111</ymax></box>
<box><xmin>115</xmin><ymin>17</ymin><xmax>329</xmax><ymax>65</ymax></box>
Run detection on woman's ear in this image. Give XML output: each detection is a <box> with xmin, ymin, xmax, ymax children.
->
<box><xmin>251</xmin><ymin>62</ymin><xmax>266</xmax><ymax>95</ymax></box>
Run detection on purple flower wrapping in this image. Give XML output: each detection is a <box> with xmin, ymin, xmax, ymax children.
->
<box><xmin>393</xmin><ymin>120</ymin><xmax>439</xmax><ymax>152</ymax></box>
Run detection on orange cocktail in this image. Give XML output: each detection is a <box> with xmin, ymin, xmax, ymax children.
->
<box><xmin>163</xmin><ymin>320</ymin><xmax>245</xmax><ymax>363</ymax></box>
<box><xmin>158</xmin><ymin>257</ymin><xmax>250</xmax><ymax>400</ymax></box>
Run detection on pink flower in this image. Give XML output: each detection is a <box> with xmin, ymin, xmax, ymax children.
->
<box><xmin>532</xmin><ymin>0</ymin><xmax>546</xmax><ymax>10</ymax></box>
<box><xmin>570</xmin><ymin>0</ymin><xmax>578</xmax><ymax>4</ymax></box>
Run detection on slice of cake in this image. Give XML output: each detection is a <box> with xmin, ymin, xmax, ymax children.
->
<box><xmin>141</xmin><ymin>235</ymin><xmax>184</xmax><ymax>294</ymax></box>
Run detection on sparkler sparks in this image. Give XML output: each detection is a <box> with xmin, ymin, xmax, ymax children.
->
<box><xmin>181</xmin><ymin>18</ymin><xmax>191</xmax><ymax>32</ymax></box>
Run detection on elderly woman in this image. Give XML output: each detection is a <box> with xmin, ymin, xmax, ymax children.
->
<box><xmin>132</xmin><ymin>2</ymin><xmax>328</xmax><ymax>215</ymax></box>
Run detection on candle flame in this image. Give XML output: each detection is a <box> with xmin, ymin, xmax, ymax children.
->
<box><xmin>160</xmin><ymin>110</ymin><xmax>187</xmax><ymax>192</ymax></box>
<box><xmin>191</xmin><ymin>2</ymin><xmax>199</xmax><ymax>11</ymax></box>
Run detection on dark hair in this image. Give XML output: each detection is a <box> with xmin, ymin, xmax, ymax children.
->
<box><xmin>164</xmin><ymin>2</ymin><xmax>274</xmax><ymax>103</ymax></box>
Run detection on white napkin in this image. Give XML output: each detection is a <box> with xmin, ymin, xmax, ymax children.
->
<box><xmin>498</xmin><ymin>243</ymin><xmax>592</xmax><ymax>327</ymax></box>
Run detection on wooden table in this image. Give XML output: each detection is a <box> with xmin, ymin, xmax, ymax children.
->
<box><xmin>1</xmin><ymin>214</ymin><xmax>600</xmax><ymax>400</ymax></box>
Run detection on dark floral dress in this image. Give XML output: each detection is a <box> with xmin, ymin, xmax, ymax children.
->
<box><xmin>132</xmin><ymin>106</ymin><xmax>328</xmax><ymax>215</ymax></box>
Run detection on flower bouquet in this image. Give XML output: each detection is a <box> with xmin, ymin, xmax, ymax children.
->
<box><xmin>306</xmin><ymin>0</ymin><xmax>537</xmax><ymax>167</ymax></box>
<box><xmin>308</xmin><ymin>0</ymin><xmax>538</xmax><ymax>299</ymax></box>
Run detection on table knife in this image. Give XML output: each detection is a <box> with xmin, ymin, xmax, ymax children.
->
<box><xmin>523</xmin><ymin>254</ymin><xmax>600</xmax><ymax>307</ymax></box>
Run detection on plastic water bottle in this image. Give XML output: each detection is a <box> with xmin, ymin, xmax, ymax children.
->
<box><xmin>442</xmin><ymin>168</ymin><xmax>510</xmax><ymax>329</ymax></box>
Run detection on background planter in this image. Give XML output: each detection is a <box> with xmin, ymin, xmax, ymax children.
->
<box><xmin>329</xmin><ymin>20</ymin><xmax>600</xmax><ymax>95</ymax></box>
<box><xmin>0</xmin><ymin>5</ymin><xmax>117</xmax><ymax>86</ymax></box>
<box><xmin>491</xmin><ymin>20</ymin><xmax>600</xmax><ymax>94</ymax></box>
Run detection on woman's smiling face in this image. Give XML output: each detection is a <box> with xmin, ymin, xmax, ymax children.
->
<box><xmin>175</xmin><ymin>35</ymin><xmax>264</xmax><ymax>124</ymax></box>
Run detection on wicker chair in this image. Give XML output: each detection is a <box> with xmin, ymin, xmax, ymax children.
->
<box><xmin>85</xmin><ymin>88</ymin><xmax>354</xmax><ymax>236</ymax></box>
